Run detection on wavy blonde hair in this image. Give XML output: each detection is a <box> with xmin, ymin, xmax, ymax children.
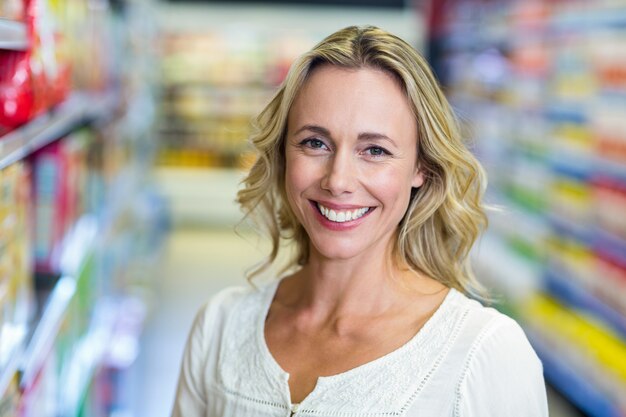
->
<box><xmin>237</xmin><ymin>25</ymin><xmax>488</xmax><ymax>296</ymax></box>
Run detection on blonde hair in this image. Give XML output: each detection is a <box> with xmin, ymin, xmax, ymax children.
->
<box><xmin>237</xmin><ymin>25</ymin><xmax>488</xmax><ymax>297</ymax></box>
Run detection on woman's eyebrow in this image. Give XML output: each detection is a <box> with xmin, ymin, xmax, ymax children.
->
<box><xmin>358</xmin><ymin>132</ymin><xmax>397</xmax><ymax>147</ymax></box>
<box><xmin>294</xmin><ymin>124</ymin><xmax>331</xmax><ymax>136</ymax></box>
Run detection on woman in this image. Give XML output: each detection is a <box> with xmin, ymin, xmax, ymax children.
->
<box><xmin>172</xmin><ymin>26</ymin><xmax>548</xmax><ymax>417</ymax></box>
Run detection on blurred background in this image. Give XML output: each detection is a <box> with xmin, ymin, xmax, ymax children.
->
<box><xmin>0</xmin><ymin>0</ymin><xmax>625</xmax><ymax>416</ymax></box>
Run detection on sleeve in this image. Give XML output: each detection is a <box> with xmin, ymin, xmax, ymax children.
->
<box><xmin>454</xmin><ymin>315</ymin><xmax>548</xmax><ymax>417</ymax></box>
<box><xmin>170</xmin><ymin>302</ymin><xmax>211</xmax><ymax>417</ymax></box>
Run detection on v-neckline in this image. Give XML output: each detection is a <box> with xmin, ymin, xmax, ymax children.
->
<box><xmin>255</xmin><ymin>279</ymin><xmax>457</xmax><ymax>406</ymax></box>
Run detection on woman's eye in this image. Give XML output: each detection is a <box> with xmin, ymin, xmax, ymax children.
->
<box><xmin>365</xmin><ymin>146</ymin><xmax>390</xmax><ymax>157</ymax></box>
<box><xmin>301</xmin><ymin>138</ymin><xmax>327</xmax><ymax>150</ymax></box>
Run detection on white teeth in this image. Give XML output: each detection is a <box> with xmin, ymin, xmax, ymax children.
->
<box><xmin>316</xmin><ymin>203</ymin><xmax>370</xmax><ymax>223</ymax></box>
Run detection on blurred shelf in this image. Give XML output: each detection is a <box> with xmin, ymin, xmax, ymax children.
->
<box><xmin>442</xmin><ymin>2</ymin><xmax>626</xmax><ymax>415</ymax></box>
<box><xmin>547</xmin><ymin>151</ymin><xmax>626</xmax><ymax>187</ymax></box>
<box><xmin>105</xmin><ymin>296</ymin><xmax>146</xmax><ymax>370</ymax></box>
<box><xmin>62</xmin><ymin>299</ymin><xmax>117</xmax><ymax>416</ymax></box>
<box><xmin>544</xmin><ymin>103</ymin><xmax>588</xmax><ymax>124</ymax></box>
<box><xmin>471</xmin><ymin>232</ymin><xmax>543</xmax><ymax>300</ymax></box>
<box><xmin>20</xmin><ymin>215</ymin><xmax>98</xmax><ymax>389</ymax></box>
<box><xmin>528</xmin><ymin>330</ymin><xmax>622</xmax><ymax>417</ymax></box>
<box><xmin>59</xmin><ymin>216</ymin><xmax>99</xmax><ymax>278</ymax></box>
<box><xmin>548</xmin><ymin>213</ymin><xmax>592</xmax><ymax>244</ymax></box>
<box><xmin>550</xmin><ymin>6</ymin><xmax>626</xmax><ymax>32</ymax></box>
<box><xmin>544</xmin><ymin>268</ymin><xmax>626</xmax><ymax>341</ymax></box>
<box><xmin>594</xmin><ymin>156</ymin><xmax>626</xmax><ymax>184</ymax></box>
<box><xmin>19</xmin><ymin>275</ymin><xmax>76</xmax><ymax>389</ymax></box>
<box><xmin>0</xmin><ymin>91</ymin><xmax>119</xmax><ymax>170</ymax></box>
<box><xmin>593</xmin><ymin>227</ymin><xmax>626</xmax><ymax>267</ymax></box>
<box><xmin>548</xmin><ymin>154</ymin><xmax>592</xmax><ymax>182</ymax></box>
<box><xmin>0</xmin><ymin>18</ymin><xmax>28</xmax><ymax>50</ymax></box>
<box><xmin>548</xmin><ymin>212</ymin><xmax>626</xmax><ymax>266</ymax></box>
<box><xmin>0</xmin><ymin>323</ymin><xmax>27</xmax><ymax>400</ymax></box>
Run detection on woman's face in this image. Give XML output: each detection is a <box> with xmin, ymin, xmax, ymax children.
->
<box><xmin>285</xmin><ymin>65</ymin><xmax>423</xmax><ymax>262</ymax></box>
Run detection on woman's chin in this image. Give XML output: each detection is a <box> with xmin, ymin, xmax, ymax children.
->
<box><xmin>309</xmin><ymin>241</ymin><xmax>370</xmax><ymax>262</ymax></box>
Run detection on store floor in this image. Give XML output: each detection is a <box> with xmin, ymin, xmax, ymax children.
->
<box><xmin>131</xmin><ymin>226</ymin><xmax>584</xmax><ymax>417</ymax></box>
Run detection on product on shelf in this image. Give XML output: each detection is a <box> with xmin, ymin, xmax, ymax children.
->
<box><xmin>0</xmin><ymin>373</ymin><xmax>19</xmax><ymax>416</ymax></box>
<box><xmin>0</xmin><ymin>162</ymin><xmax>33</xmax><ymax>366</ymax></box>
<box><xmin>0</xmin><ymin>0</ymin><xmax>71</xmax><ymax>135</ymax></box>
<box><xmin>0</xmin><ymin>0</ymin><xmax>24</xmax><ymax>20</ymax></box>
<box><xmin>0</xmin><ymin>0</ymin><xmax>118</xmax><ymax>137</ymax></box>
<box><xmin>0</xmin><ymin>49</ymin><xmax>35</xmax><ymax>134</ymax></box>
<box><xmin>18</xmin><ymin>348</ymin><xmax>60</xmax><ymax>417</ymax></box>
<box><xmin>30</xmin><ymin>133</ymin><xmax>88</xmax><ymax>274</ymax></box>
<box><xmin>525</xmin><ymin>294</ymin><xmax>626</xmax><ymax>413</ymax></box>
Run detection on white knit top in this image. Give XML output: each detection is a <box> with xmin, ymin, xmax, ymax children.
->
<box><xmin>171</xmin><ymin>280</ymin><xmax>548</xmax><ymax>417</ymax></box>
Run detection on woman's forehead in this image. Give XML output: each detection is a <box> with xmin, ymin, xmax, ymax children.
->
<box><xmin>287</xmin><ymin>65</ymin><xmax>416</xmax><ymax>139</ymax></box>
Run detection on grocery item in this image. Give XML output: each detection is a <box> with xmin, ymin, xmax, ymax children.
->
<box><xmin>31</xmin><ymin>133</ymin><xmax>87</xmax><ymax>273</ymax></box>
<box><xmin>0</xmin><ymin>0</ymin><xmax>24</xmax><ymax>20</ymax></box>
<box><xmin>0</xmin><ymin>0</ymin><xmax>73</xmax><ymax>135</ymax></box>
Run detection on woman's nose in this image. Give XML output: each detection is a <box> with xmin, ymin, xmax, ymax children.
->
<box><xmin>320</xmin><ymin>150</ymin><xmax>357</xmax><ymax>196</ymax></box>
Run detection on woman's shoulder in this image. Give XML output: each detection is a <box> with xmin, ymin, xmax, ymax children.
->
<box><xmin>440</xmin><ymin>289</ymin><xmax>540</xmax><ymax>369</ymax></box>
<box><xmin>429</xmin><ymin>290</ymin><xmax>547</xmax><ymax>415</ymax></box>
<box><xmin>445</xmin><ymin>289</ymin><xmax>543</xmax><ymax>385</ymax></box>
<box><xmin>448</xmin><ymin>289</ymin><xmax>528</xmax><ymax>340</ymax></box>
<box><xmin>446</xmin><ymin>291</ymin><xmax>548</xmax><ymax>415</ymax></box>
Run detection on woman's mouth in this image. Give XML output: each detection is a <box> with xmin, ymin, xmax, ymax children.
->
<box><xmin>314</xmin><ymin>202</ymin><xmax>372</xmax><ymax>223</ymax></box>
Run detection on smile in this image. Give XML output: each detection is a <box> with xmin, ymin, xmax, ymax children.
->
<box><xmin>316</xmin><ymin>202</ymin><xmax>371</xmax><ymax>223</ymax></box>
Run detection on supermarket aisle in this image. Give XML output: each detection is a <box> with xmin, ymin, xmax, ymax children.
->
<box><xmin>130</xmin><ymin>226</ymin><xmax>268</xmax><ymax>416</ymax></box>
<box><xmin>132</xmin><ymin>226</ymin><xmax>583</xmax><ymax>417</ymax></box>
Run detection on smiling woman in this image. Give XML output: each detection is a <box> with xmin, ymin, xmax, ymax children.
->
<box><xmin>284</xmin><ymin>65</ymin><xmax>423</xmax><ymax>261</ymax></box>
<box><xmin>171</xmin><ymin>26</ymin><xmax>549</xmax><ymax>417</ymax></box>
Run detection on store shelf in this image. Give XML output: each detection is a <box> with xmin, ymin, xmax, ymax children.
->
<box><xmin>544</xmin><ymin>268</ymin><xmax>626</xmax><ymax>342</ymax></box>
<box><xmin>471</xmin><ymin>232</ymin><xmax>543</xmax><ymax>300</ymax></box>
<box><xmin>59</xmin><ymin>215</ymin><xmax>99</xmax><ymax>278</ymax></box>
<box><xmin>0</xmin><ymin>323</ymin><xmax>27</xmax><ymax>400</ymax></box>
<box><xmin>594</xmin><ymin>156</ymin><xmax>626</xmax><ymax>183</ymax></box>
<box><xmin>593</xmin><ymin>227</ymin><xmax>626</xmax><ymax>267</ymax></box>
<box><xmin>20</xmin><ymin>215</ymin><xmax>98</xmax><ymax>389</ymax></box>
<box><xmin>19</xmin><ymin>275</ymin><xmax>76</xmax><ymax>389</ymax></box>
<box><xmin>549</xmin><ymin>212</ymin><xmax>626</xmax><ymax>267</ymax></box>
<box><xmin>550</xmin><ymin>6</ymin><xmax>626</xmax><ymax>32</ymax></box>
<box><xmin>440</xmin><ymin>1</ymin><xmax>626</xmax><ymax>415</ymax></box>
<box><xmin>105</xmin><ymin>296</ymin><xmax>146</xmax><ymax>369</ymax></box>
<box><xmin>1</xmin><ymin>174</ymin><xmax>97</xmax><ymax>404</ymax></box>
<box><xmin>549</xmin><ymin>152</ymin><xmax>626</xmax><ymax>185</ymax></box>
<box><xmin>0</xmin><ymin>18</ymin><xmax>28</xmax><ymax>50</ymax></box>
<box><xmin>0</xmin><ymin>91</ymin><xmax>119</xmax><ymax>170</ymax></box>
<box><xmin>544</xmin><ymin>102</ymin><xmax>588</xmax><ymax>124</ymax></box>
<box><xmin>528</xmin><ymin>330</ymin><xmax>622</xmax><ymax>417</ymax></box>
<box><xmin>61</xmin><ymin>299</ymin><xmax>117</xmax><ymax>416</ymax></box>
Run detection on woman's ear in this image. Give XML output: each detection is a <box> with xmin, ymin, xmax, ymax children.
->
<box><xmin>412</xmin><ymin>166</ymin><xmax>425</xmax><ymax>188</ymax></box>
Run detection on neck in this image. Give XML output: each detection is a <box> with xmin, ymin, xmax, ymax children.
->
<box><xmin>284</xmin><ymin>241</ymin><xmax>417</xmax><ymax>320</ymax></box>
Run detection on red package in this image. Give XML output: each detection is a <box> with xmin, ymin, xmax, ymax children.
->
<box><xmin>26</xmin><ymin>0</ymin><xmax>71</xmax><ymax>112</ymax></box>
<box><xmin>0</xmin><ymin>49</ymin><xmax>36</xmax><ymax>133</ymax></box>
<box><xmin>0</xmin><ymin>0</ymin><xmax>72</xmax><ymax>136</ymax></box>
